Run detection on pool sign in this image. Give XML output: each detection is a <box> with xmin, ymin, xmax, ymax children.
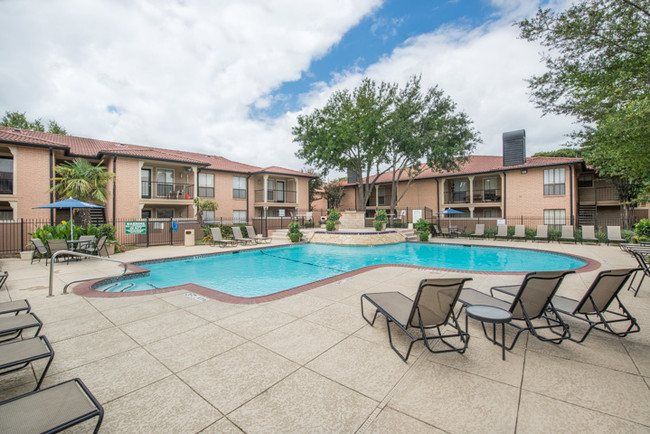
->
<box><xmin>125</xmin><ymin>221</ymin><xmax>147</xmax><ymax>234</ymax></box>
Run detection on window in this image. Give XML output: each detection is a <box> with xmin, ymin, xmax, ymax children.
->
<box><xmin>141</xmin><ymin>169</ymin><xmax>151</xmax><ymax>198</ymax></box>
<box><xmin>267</xmin><ymin>179</ymin><xmax>274</xmax><ymax>201</ymax></box>
<box><xmin>233</xmin><ymin>176</ymin><xmax>247</xmax><ymax>199</ymax></box>
<box><xmin>141</xmin><ymin>209</ymin><xmax>151</xmax><ymax>219</ymax></box>
<box><xmin>544</xmin><ymin>168</ymin><xmax>565</xmax><ymax>195</ymax></box>
<box><xmin>198</xmin><ymin>173</ymin><xmax>214</xmax><ymax>197</ymax></box>
<box><xmin>156</xmin><ymin>169</ymin><xmax>174</xmax><ymax>197</ymax></box>
<box><xmin>378</xmin><ymin>187</ymin><xmax>385</xmax><ymax>205</ymax></box>
<box><xmin>544</xmin><ymin>209</ymin><xmax>566</xmax><ymax>229</ymax></box>
<box><xmin>0</xmin><ymin>157</ymin><xmax>13</xmax><ymax>194</ymax></box>
<box><xmin>483</xmin><ymin>177</ymin><xmax>497</xmax><ymax>200</ymax></box>
<box><xmin>233</xmin><ymin>210</ymin><xmax>246</xmax><ymax>224</ymax></box>
<box><xmin>482</xmin><ymin>209</ymin><xmax>499</xmax><ymax>218</ymax></box>
<box><xmin>203</xmin><ymin>210</ymin><xmax>215</xmax><ymax>224</ymax></box>
<box><xmin>157</xmin><ymin>208</ymin><xmax>173</xmax><ymax>219</ymax></box>
<box><xmin>452</xmin><ymin>179</ymin><xmax>467</xmax><ymax>202</ymax></box>
<box><xmin>578</xmin><ymin>174</ymin><xmax>593</xmax><ymax>188</ymax></box>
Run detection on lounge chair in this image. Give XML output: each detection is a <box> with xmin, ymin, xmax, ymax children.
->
<box><xmin>209</xmin><ymin>227</ymin><xmax>237</xmax><ymax>247</ymax></box>
<box><xmin>0</xmin><ymin>271</ymin><xmax>7</xmax><ymax>290</ymax></box>
<box><xmin>607</xmin><ymin>226</ymin><xmax>626</xmax><ymax>245</ymax></box>
<box><xmin>0</xmin><ymin>312</ymin><xmax>42</xmax><ymax>343</ymax></box>
<box><xmin>361</xmin><ymin>278</ymin><xmax>472</xmax><ymax>361</ymax></box>
<box><xmin>0</xmin><ymin>378</ymin><xmax>104</xmax><ymax>434</ymax></box>
<box><xmin>534</xmin><ymin>224</ymin><xmax>549</xmax><ymax>242</ymax></box>
<box><xmin>627</xmin><ymin>248</ymin><xmax>650</xmax><ymax>296</ymax></box>
<box><xmin>245</xmin><ymin>225</ymin><xmax>271</xmax><ymax>244</ymax></box>
<box><xmin>0</xmin><ymin>299</ymin><xmax>30</xmax><ymax>316</ymax></box>
<box><xmin>581</xmin><ymin>225</ymin><xmax>599</xmax><ymax>244</ymax></box>
<box><xmin>232</xmin><ymin>226</ymin><xmax>254</xmax><ymax>245</ymax></box>
<box><xmin>30</xmin><ymin>238</ymin><xmax>50</xmax><ymax>265</ymax></box>
<box><xmin>551</xmin><ymin>268</ymin><xmax>640</xmax><ymax>343</ymax></box>
<box><xmin>494</xmin><ymin>224</ymin><xmax>509</xmax><ymax>240</ymax></box>
<box><xmin>458</xmin><ymin>271</ymin><xmax>574</xmax><ymax>350</ymax></box>
<box><xmin>469</xmin><ymin>224</ymin><xmax>485</xmax><ymax>239</ymax></box>
<box><xmin>47</xmin><ymin>239</ymin><xmax>75</xmax><ymax>263</ymax></box>
<box><xmin>558</xmin><ymin>225</ymin><xmax>576</xmax><ymax>243</ymax></box>
<box><xmin>512</xmin><ymin>225</ymin><xmax>526</xmax><ymax>242</ymax></box>
<box><xmin>0</xmin><ymin>336</ymin><xmax>54</xmax><ymax>390</ymax></box>
<box><xmin>431</xmin><ymin>224</ymin><xmax>441</xmax><ymax>237</ymax></box>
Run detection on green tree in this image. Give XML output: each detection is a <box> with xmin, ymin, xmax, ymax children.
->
<box><xmin>302</xmin><ymin>167</ymin><xmax>323</xmax><ymax>211</ymax></box>
<box><xmin>1</xmin><ymin>111</ymin><xmax>67</xmax><ymax>134</ymax></box>
<box><xmin>51</xmin><ymin>158</ymin><xmax>115</xmax><ymax>225</ymax></box>
<box><xmin>193</xmin><ymin>196</ymin><xmax>218</xmax><ymax>228</ymax></box>
<box><xmin>322</xmin><ymin>181</ymin><xmax>346</xmax><ymax>209</ymax></box>
<box><xmin>294</xmin><ymin>78</ymin><xmax>394</xmax><ymax>211</ymax></box>
<box><xmin>518</xmin><ymin>0</ymin><xmax>649</xmax><ymax>187</ymax></box>
<box><xmin>532</xmin><ymin>149</ymin><xmax>583</xmax><ymax>158</ymax></box>
<box><xmin>384</xmin><ymin>75</ymin><xmax>480</xmax><ymax>223</ymax></box>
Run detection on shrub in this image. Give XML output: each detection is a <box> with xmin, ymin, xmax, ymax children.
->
<box><xmin>325</xmin><ymin>220</ymin><xmax>337</xmax><ymax>231</ymax></box>
<box><xmin>289</xmin><ymin>232</ymin><xmax>302</xmax><ymax>243</ymax></box>
<box><xmin>288</xmin><ymin>221</ymin><xmax>301</xmax><ymax>234</ymax></box>
<box><xmin>373</xmin><ymin>220</ymin><xmax>384</xmax><ymax>231</ymax></box>
<box><xmin>374</xmin><ymin>209</ymin><xmax>388</xmax><ymax>222</ymax></box>
<box><xmin>304</xmin><ymin>220</ymin><xmax>315</xmax><ymax>228</ymax></box>
<box><xmin>413</xmin><ymin>218</ymin><xmax>430</xmax><ymax>233</ymax></box>
<box><xmin>419</xmin><ymin>231</ymin><xmax>430</xmax><ymax>241</ymax></box>
<box><xmin>327</xmin><ymin>209</ymin><xmax>342</xmax><ymax>223</ymax></box>
<box><xmin>635</xmin><ymin>219</ymin><xmax>650</xmax><ymax>238</ymax></box>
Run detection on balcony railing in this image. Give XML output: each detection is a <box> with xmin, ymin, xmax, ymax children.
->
<box><xmin>254</xmin><ymin>189</ymin><xmax>297</xmax><ymax>203</ymax></box>
<box><xmin>141</xmin><ymin>182</ymin><xmax>194</xmax><ymax>200</ymax></box>
<box><xmin>444</xmin><ymin>189</ymin><xmax>501</xmax><ymax>204</ymax></box>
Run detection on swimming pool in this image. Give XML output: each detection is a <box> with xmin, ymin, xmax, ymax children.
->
<box><xmin>93</xmin><ymin>243</ymin><xmax>588</xmax><ymax>298</ymax></box>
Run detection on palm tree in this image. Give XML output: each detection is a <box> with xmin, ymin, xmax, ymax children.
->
<box><xmin>51</xmin><ymin>158</ymin><xmax>115</xmax><ymax>225</ymax></box>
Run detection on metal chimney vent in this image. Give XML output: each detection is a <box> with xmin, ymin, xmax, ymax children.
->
<box><xmin>347</xmin><ymin>168</ymin><xmax>359</xmax><ymax>184</ymax></box>
<box><xmin>502</xmin><ymin>129</ymin><xmax>526</xmax><ymax>166</ymax></box>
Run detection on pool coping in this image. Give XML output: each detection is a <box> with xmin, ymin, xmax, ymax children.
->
<box><xmin>72</xmin><ymin>242</ymin><xmax>601</xmax><ymax>304</ymax></box>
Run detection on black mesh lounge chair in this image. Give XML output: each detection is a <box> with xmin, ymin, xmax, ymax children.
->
<box><xmin>494</xmin><ymin>224</ymin><xmax>509</xmax><ymax>240</ymax></box>
<box><xmin>470</xmin><ymin>224</ymin><xmax>485</xmax><ymax>239</ymax></box>
<box><xmin>581</xmin><ymin>225</ymin><xmax>599</xmax><ymax>244</ymax></box>
<box><xmin>30</xmin><ymin>238</ymin><xmax>50</xmax><ymax>265</ymax></box>
<box><xmin>606</xmin><ymin>226</ymin><xmax>626</xmax><ymax>245</ymax></box>
<box><xmin>210</xmin><ymin>227</ymin><xmax>237</xmax><ymax>247</ymax></box>
<box><xmin>459</xmin><ymin>271</ymin><xmax>574</xmax><ymax>350</ymax></box>
<box><xmin>558</xmin><ymin>225</ymin><xmax>576</xmax><ymax>243</ymax></box>
<box><xmin>534</xmin><ymin>224</ymin><xmax>549</xmax><ymax>242</ymax></box>
<box><xmin>245</xmin><ymin>225</ymin><xmax>271</xmax><ymax>244</ymax></box>
<box><xmin>0</xmin><ymin>336</ymin><xmax>54</xmax><ymax>390</ymax></box>
<box><xmin>628</xmin><ymin>248</ymin><xmax>650</xmax><ymax>296</ymax></box>
<box><xmin>512</xmin><ymin>225</ymin><xmax>526</xmax><ymax>242</ymax></box>
<box><xmin>0</xmin><ymin>299</ymin><xmax>30</xmax><ymax>316</ymax></box>
<box><xmin>232</xmin><ymin>226</ymin><xmax>254</xmax><ymax>245</ymax></box>
<box><xmin>361</xmin><ymin>278</ymin><xmax>473</xmax><ymax>361</ymax></box>
<box><xmin>551</xmin><ymin>268</ymin><xmax>640</xmax><ymax>343</ymax></box>
<box><xmin>0</xmin><ymin>313</ymin><xmax>42</xmax><ymax>343</ymax></box>
<box><xmin>0</xmin><ymin>271</ymin><xmax>7</xmax><ymax>290</ymax></box>
<box><xmin>0</xmin><ymin>378</ymin><xmax>104</xmax><ymax>434</ymax></box>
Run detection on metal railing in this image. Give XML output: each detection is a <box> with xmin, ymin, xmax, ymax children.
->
<box><xmin>48</xmin><ymin>250</ymin><xmax>128</xmax><ymax>297</ymax></box>
<box><xmin>141</xmin><ymin>181</ymin><xmax>194</xmax><ymax>200</ymax></box>
<box><xmin>254</xmin><ymin>189</ymin><xmax>297</xmax><ymax>203</ymax></box>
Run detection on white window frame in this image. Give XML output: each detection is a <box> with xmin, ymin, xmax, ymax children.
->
<box><xmin>233</xmin><ymin>176</ymin><xmax>247</xmax><ymax>199</ymax></box>
<box><xmin>544</xmin><ymin>168</ymin><xmax>566</xmax><ymax>195</ymax></box>
<box><xmin>233</xmin><ymin>210</ymin><xmax>247</xmax><ymax>224</ymax></box>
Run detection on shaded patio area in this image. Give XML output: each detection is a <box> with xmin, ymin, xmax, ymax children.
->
<box><xmin>1</xmin><ymin>239</ymin><xmax>649</xmax><ymax>433</ymax></box>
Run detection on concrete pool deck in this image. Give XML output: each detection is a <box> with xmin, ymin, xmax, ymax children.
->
<box><xmin>1</xmin><ymin>238</ymin><xmax>649</xmax><ymax>433</ymax></box>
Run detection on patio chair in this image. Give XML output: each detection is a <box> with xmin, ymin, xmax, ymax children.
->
<box><xmin>512</xmin><ymin>225</ymin><xmax>526</xmax><ymax>242</ymax></box>
<box><xmin>0</xmin><ymin>312</ymin><xmax>42</xmax><ymax>343</ymax></box>
<box><xmin>607</xmin><ymin>226</ymin><xmax>626</xmax><ymax>245</ymax></box>
<box><xmin>0</xmin><ymin>378</ymin><xmax>104</xmax><ymax>434</ymax></box>
<box><xmin>210</xmin><ymin>227</ymin><xmax>237</xmax><ymax>247</ymax></box>
<box><xmin>494</xmin><ymin>224</ymin><xmax>509</xmax><ymax>240</ymax></box>
<box><xmin>0</xmin><ymin>335</ymin><xmax>54</xmax><ymax>390</ymax></box>
<box><xmin>534</xmin><ymin>224</ymin><xmax>549</xmax><ymax>242</ymax></box>
<box><xmin>47</xmin><ymin>239</ymin><xmax>75</xmax><ymax>263</ymax></box>
<box><xmin>558</xmin><ymin>225</ymin><xmax>576</xmax><ymax>243</ymax></box>
<box><xmin>551</xmin><ymin>268</ymin><xmax>640</xmax><ymax>343</ymax></box>
<box><xmin>431</xmin><ymin>224</ymin><xmax>441</xmax><ymax>237</ymax></box>
<box><xmin>0</xmin><ymin>299</ymin><xmax>30</xmax><ymax>316</ymax></box>
<box><xmin>469</xmin><ymin>224</ymin><xmax>485</xmax><ymax>239</ymax></box>
<box><xmin>627</xmin><ymin>248</ymin><xmax>650</xmax><ymax>296</ymax></box>
<box><xmin>458</xmin><ymin>271</ymin><xmax>574</xmax><ymax>350</ymax></box>
<box><xmin>245</xmin><ymin>225</ymin><xmax>271</xmax><ymax>244</ymax></box>
<box><xmin>0</xmin><ymin>271</ymin><xmax>7</xmax><ymax>290</ymax></box>
<box><xmin>82</xmin><ymin>235</ymin><xmax>109</xmax><ymax>258</ymax></box>
<box><xmin>30</xmin><ymin>238</ymin><xmax>50</xmax><ymax>265</ymax></box>
<box><xmin>75</xmin><ymin>235</ymin><xmax>96</xmax><ymax>253</ymax></box>
<box><xmin>581</xmin><ymin>225</ymin><xmax>599</xmax><ymax>244</ymax></box>
<box><xmin>360</xmin><ymin>277</ymin><xmax>473</xmax><ymax>361</ymax></box>
<box><xmin>232</xmin><ymin>226</ymin><xmax>254</xmax><ymax>245</ymax></box>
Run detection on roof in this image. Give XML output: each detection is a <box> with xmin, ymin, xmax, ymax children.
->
<box><xmin>0</xmin><ymin>126</ymin><xmax>315</xmax><ymax>177</ymax></box>
<box><xmin>345</xmin><ymin>155</ymin><xmax>585</xmax><ymax>185</ymax></box>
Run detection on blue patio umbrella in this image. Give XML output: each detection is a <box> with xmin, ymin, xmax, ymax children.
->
<box><xmin>34</xmin><ymin>198</ymin><xmax>104</xmax><ymax>240</ymax></box>
<box><xmin>438</xmin><ymin>208</ymin><xmax>464</xmax><ymax>230</ymax></box>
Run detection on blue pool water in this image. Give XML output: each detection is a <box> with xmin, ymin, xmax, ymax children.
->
<box><xmin>95</xmin><ymin>243</ymin><xmax>587</xmax><ymax>298</ymax></box>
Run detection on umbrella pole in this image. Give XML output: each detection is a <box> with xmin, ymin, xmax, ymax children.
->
<box><xmin>70</xmin><ymin>208</ymin><xmax>73</xmax><ymax>240</ymax></box>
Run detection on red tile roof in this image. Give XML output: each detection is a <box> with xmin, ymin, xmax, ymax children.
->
<box><xmin>0</xmin><ymin>127</ymin><xmax>315</xmax><ymax>177</ymax></box>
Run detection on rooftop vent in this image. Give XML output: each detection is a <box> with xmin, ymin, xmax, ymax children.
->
<box><xmin>347</xmin><ymin>168</ymin><xmax>359</xmax><ymax>184</ymax></box>
<box><xmin>502</xmin><ymin>129</ymin><xmax>526</xmax><ymax>167</ymax></box>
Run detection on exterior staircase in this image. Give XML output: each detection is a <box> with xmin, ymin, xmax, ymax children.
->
<box><xmin>89</xmin><ymin>208</ymin><xmax>106</xmax><ymax>226</ymax></box>
<box><xmin>578</xmin><ymin>205</ymin><xmax>596</xmax><ymax>226</ymax></box>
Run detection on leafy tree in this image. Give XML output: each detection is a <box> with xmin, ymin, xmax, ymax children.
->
<box><xmin>294</xmin><ymin>78</ymin><xmax>394</xmax><ymax>210</ymax></box>
<box><xmin>384</xmin><ymin>75</ymin><xmax>480</xmax><ymax>223</ymax></box>
<box><xmin>302</xmin><ymin>167</ymin><xmax>323</xmax><ymax>211</ymax></box>
<box><xmin>518</xmin><ymin>0</ymin><xmax>649</xmax><ymax>196</ymax></box>
<box><xmin>322</xmin><ymin>181</ymin><xmax>346</xmax><ymax>209</ymax></box>
<box><xmin>532</xmin><ymin>149</ymin><xmax>583</xmax><ymax>158</ymax></box>
<box><xmin>1</xmin><ymin>111</ymin><xmax>67</xmax><ymax>134</ymax></box>
<box><xmin>193</xmin><ymin>196</ymin><xmax>218</xmax><ymax>228</ymax></box>
<box><xmin>50</xmin><ymin>158</ymin><xmax>115</xmax><ymax>225</ymax></box>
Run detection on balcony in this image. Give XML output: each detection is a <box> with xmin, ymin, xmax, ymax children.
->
<box><xmin>141</xmin><ymin>182</ymin><xmax>194</xmax><ymax>200</ymax></box>
<box><xmin>579</xmin><ymin>186</ymin><xmax>619</xmax><ymax>205</ymax></box>
<box><xmin>255</xmin><ymin>189</ymin><xmax>296</xmax><ymax>204</ymax></box>
<box><xmin>444</xmin><ymin>189</ymin><xmax>502</xmax><ymax>204</ymax></box>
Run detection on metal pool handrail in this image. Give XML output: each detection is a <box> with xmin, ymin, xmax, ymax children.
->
<box><xmin>48</xmin><ymin>250</ymin><xmax>129</xmax><ymax>297</ymax></box>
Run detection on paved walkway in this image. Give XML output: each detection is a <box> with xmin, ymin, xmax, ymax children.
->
<box><xmin>1</xmin><ymin>238</ymin><xmax>649</xmax><ymax>433</ymax></box>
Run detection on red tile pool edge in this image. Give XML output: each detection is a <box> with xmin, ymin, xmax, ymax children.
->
<box><xmin>71</xmin><ymin>251</ymin><xmax>600</xmax><ymax>304</ymax></box>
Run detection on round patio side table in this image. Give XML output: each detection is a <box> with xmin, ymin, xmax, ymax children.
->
<box><xmin>465</xmin><ymin>304</ymin><xmax>512</xmax><ymax>361</ymax></box>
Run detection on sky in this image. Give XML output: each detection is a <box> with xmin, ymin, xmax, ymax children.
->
<box><xmin>0</xmin><ymin>0</ymin><xmax>575</xmax><ymax>176</ymax></box>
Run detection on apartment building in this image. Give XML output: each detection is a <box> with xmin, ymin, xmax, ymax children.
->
<box><xmin>0</xmin><ymin>127</ymin><xmax>316</xmax><ymax>224</ymax></box>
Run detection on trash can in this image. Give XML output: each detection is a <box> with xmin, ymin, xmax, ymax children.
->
<box><xmin>184</xmin><ymin>229</ymin><xmax>195</xmax><ymax>246</ymax></box>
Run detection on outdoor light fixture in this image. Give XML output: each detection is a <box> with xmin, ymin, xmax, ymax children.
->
<box><xmin>521</xmin><ymin>169</ymin><xmax>527</xmax><ymax>174</ymax></box>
